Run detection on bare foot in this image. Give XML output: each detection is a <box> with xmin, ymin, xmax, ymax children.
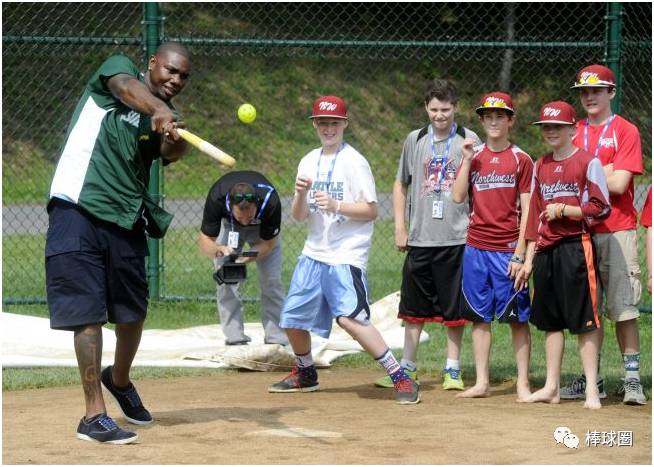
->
<box><xmin>525</xmin><ymin>386</ymin><xmax>559</xmax><ymax>404</ymax></box>
<box><xmin>584</xmin><ymin>391</ymin><xmax>602</xmax><ymax>409</ymax></box>
<box><xmin>456</xmin><ymin>384</ymin><xmax>490</xmax><ymax>398</ymax></box>
<box><xmin>516</xmin><ymin>384</ymin><xmax>532</xmax><ymax>402</ymax></box>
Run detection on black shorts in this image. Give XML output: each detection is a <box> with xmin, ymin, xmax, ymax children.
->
<box><xmin>45</xmin><ymin>198</ymin><xmax>149</xmax><ymax>331</ymax></box>
<box><xmin>398</xmin><ymin>244</ymin><xmax>466</xmax><ymax>326</ymax></box>
<box><xmin>529</xmin><ymin>234</ymin><xmax>601</xmax><ymax>335</ymax></box>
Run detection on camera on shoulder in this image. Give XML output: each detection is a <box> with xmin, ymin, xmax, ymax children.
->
<box><xmin>213</xmin><ymin>250</ymin><xmax>259</xmax><ymax>285</ymax></box>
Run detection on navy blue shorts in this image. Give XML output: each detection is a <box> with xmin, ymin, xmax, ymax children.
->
<box><xmin>45</xmin><ymin>198</ymin><xmax>149</xmax><ymax>331</ymax></box>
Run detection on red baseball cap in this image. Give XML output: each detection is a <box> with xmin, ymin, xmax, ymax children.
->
<box><xmin>310</xmin><ymin>95</ymin><xmax>348</xmax><ymax>119</ymax></box>
<box><xmin>475</xmin><ymin>91</ymin><xmax>514</xmax><ymax>115</ymax></box>
<box><xmin>571</xmin><ymin>64</ymin><xmax>616</xmax><ymax>88</ymax></box>
<box><xmin>532</xmin><ymin>101</ymin><xmax>576</xmax><ymax>125</ymax></box>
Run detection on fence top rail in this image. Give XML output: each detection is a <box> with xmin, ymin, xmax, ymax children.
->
<box><xmin>2</xmin><ymin>35</ymin><xmax>142</xmax><ymax>45</ymax></box>
<box><xmin>3</xmin><ymin>35</ymin><xmax>613</xmax><ymax>49</ymax></box>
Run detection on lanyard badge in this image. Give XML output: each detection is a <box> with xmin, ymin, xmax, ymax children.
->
<box><xmin>227</xmin><ymin>231</ymin><xmax>239</xmax><ymax>249</ymax></box>
<box><xmin>584</xmin><ymin>114</ymin><xmax>614</xmax><ymax>159</ymax></box>
<box><xmin>432</xmin><ymin>200</ymin><xmax>444</xmax><ymax>219</ymax></box>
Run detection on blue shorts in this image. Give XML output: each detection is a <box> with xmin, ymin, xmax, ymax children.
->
<box><xmin>45</xmin><ymin>198</ymin><xmax>149</xmax><ymax>331</ymax></box>
<box><xmin>461</xmin><ymin>246</ymin><xmax>531</xmax><ymax>323</ymax></box>
<box><xmin>280</xmin><ymin>256</ymin><xmax>371</xmax><ymax>339</ymax></box>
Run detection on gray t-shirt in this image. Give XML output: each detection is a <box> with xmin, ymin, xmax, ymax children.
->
<box><xmin>396</xmin><ymin>123</ymin><xmax>482</xmax><ymax>247</ymax></box>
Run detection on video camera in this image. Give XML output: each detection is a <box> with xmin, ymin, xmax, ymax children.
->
<box><xmin>213</xmin><ymin>250</ymin><xmax>259</xmax><ymax>285</ymax></box>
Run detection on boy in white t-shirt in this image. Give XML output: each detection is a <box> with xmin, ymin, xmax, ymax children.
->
<box><xmin>268</xmin><ymin>95</ymin><xmax>420</xmax><ymax>404</ymax></box>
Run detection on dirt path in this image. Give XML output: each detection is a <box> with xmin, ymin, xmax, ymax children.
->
<box><xmin>3</xmin><ymin>368</ymin><xmax>651</xmax><ymax>464</ymax></box>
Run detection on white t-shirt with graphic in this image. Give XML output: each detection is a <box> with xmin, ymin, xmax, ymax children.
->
<box><xmin>296</xmin><ymin>143</ymin><xmax>377</xmax><ymax>271</ymax></box>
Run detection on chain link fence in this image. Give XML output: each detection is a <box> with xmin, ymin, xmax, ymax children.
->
<box><xmin>3</xmin><ymin>2</ymin><xmax>651</xmax><ymax>309</ymax></box>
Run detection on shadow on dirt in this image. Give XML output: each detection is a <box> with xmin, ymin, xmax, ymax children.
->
<box><xmin>154</xmin><ymin>405</ymin><xmax>304</xmax><ymax>428</ymax></box>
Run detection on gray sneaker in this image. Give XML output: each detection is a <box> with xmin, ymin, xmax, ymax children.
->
<box><xmin>559</xmin><ymin>375</ymin><xmax>607</xmax><ymax>400</ymax></box>
<box><xmin>394</xmin><ymin>376</ymin><xmax>421</xmax><ymax>405</ymax></box>
<box><xmin>619</xmin><ymin>378</ymin><xmax>647</xmax><ymax>405</ymax></box>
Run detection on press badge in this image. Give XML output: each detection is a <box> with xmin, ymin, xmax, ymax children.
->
<box><xmin>432</xmin><ymin>200</ymin><xmax>444</xmax><ymax>219</ymax></box>
<box><xmin>228</xmin><ymin>231</ymin><xmax>240</xmax><ymax>249</ymax></box>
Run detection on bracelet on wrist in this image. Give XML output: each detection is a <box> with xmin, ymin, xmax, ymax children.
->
<box><xmin>335</xmin><ymin>200</ymin><xmax>342</xmax><ymax>214</ymax></box>
<box><xmin>510</xmin><ymin>255</ymin><xmax>525</xmax><ymax>264</ymax></box>
<box><xmin>561</xmin><ymin>204</ymin><xmax>566</xmax><ymax>218</ymax></box>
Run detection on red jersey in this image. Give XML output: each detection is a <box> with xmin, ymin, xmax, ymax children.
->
<box><xmin>572</xmin><ymin>114</ymin><xmax>643</xmax><ymax>233</ymax></box>
<box><xmin>526</xmin><ymin>148</ymin><xmax>611</xmax><ymax>251</ymax></box>
<box><xmin>465</xmin><ymin>144</ymin><xmax>533</xmax><ymax>252</ymax></box>
<box><xmin>641</xmin><ymin>186</ymin><xmax>652</xmax><ymax>228</ymax></box>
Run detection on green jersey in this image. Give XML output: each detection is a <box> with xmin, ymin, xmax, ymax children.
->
<box><xmin>50</xmin><ymin>54</ymin><xmax>173</xmax><ymax>237</ymax></box>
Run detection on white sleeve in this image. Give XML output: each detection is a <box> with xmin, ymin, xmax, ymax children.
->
<box><xmin>296</xmin><ymin>152</ymin><xmax>314</xmax><ymax>181</ymax></box>
<box><xmin>350</xmin><ymin>158</ymin><xmax>377</xmax><ymax>203</ymax></box>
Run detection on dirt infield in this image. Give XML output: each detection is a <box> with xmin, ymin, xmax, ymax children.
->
<box><xmin>2</xmin><ymin>368</ymin><xmax>651</xmax><ymax>464</ymax></box>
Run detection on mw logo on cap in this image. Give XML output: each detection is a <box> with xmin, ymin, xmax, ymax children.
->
<box><xmin>578</xmin><ymin>72</ymin><xmax>600</xmax><ymax>85</ymax></box>
<box><xmin>483</xmin><ymin>96</ymin><xmax>508</xmax><ymax>108</ymax></box>
<box><xmin>543</xmin><ymin>107</ymin><xmax>561</xmax><ymax>117</ymax></box>
<box><xmin>319</xmin><ymin>102</ymin><xmax>338</xmax><ymax>111</ymax></box>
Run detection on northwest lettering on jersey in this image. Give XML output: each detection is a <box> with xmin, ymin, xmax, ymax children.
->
<box><xmin>470</xmin><ymin>170</ymin><xmax>516</xmax><ymax>190</ymax></box>
<box><xmin>539</xmin><ymin>181</ymin><xmax>580</xmax><ymax>200</ymax></box>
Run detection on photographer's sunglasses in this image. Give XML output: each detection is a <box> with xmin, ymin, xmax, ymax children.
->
<box><xmin>232</xmin><ymin>193</ymin><xmax>257</xmax><ymax>203</ymax></box>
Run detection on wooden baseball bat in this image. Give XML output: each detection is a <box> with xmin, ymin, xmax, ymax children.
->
<box><xmin>176</xmin><ymin>128</ymin><xmax>236</xmax><ymax>168</ymax></box>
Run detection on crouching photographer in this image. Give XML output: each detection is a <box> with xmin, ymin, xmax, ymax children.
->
<box><xmin>198</xmin><ymin>171</ymin><xmax>288</xmax><ymax>346</ymax></box>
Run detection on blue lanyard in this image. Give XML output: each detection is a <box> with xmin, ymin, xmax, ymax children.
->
<box><xmin>255</xmin><ymin>184</ymin><xmax>274</xmax><ymax>220</ymax></box>
<box><xmin>584</xmin><ymin>114</ymin><xmax>614</xmax><ymax>158</ymax></box>
<box><xmin>315</xmin><ymin>143</ymin><xmax>346</xmax><ymax>191</ymax></box>
<box><xmin>428</xmin><ymin>123</ymin><xmax>457</xmax><ymax>187</ymax></box>
<box><xmin>225</xmin><ymin>183</ymin><xmax>275</xmax><ymax>230</ymax></box>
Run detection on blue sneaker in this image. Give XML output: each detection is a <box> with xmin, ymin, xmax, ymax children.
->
<box><xmin>101</xmin><ymin>366</ymin><xmax>153</xmax><ymax>425</ymax></box>
<box><xmin>76</xmin><ymin>413</ymin><xmax>137</xmax><ymax>444</ymax></box>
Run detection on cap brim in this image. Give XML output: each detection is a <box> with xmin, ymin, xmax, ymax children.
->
<box><xmin>475</xmin><ymin>106</ymin><xmax>515</xmax><ymax>115</ymax></box>
<box><xmin>532</xmin><ymin>120</ymin><xmax>575</xmax><ymax>125</ymax></box>
<box><xmin>570</xmin><ymin>83</ymin><xmax>614</xmax><ymax>89</ymax></box>
<box><xmin>309</xmin><ymin>114</ymin><xmax>348</xmax><ymax>119</ymax></box>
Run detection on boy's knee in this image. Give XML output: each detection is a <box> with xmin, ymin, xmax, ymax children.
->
<box><xmin>335</xmin><ymin>316</ymin><xmax>350</xmax><ymax>328</ymax></box>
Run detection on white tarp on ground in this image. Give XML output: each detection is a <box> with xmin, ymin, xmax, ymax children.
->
<box><xmin>2</xmin><ymin>291</ymin><xmax>428</xmax><ymax>370</ymax></box>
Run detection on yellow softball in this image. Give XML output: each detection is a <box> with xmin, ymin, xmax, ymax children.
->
<box><xmin>237</xmin><ymin>103</ymin><xmax>257</xmax><ymax>124</ymax></box>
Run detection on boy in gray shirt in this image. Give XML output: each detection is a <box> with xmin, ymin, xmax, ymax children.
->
<box><xmin>374</xmin><ymin>79</ymin><xmax>481</xmax><ymax>390</ymax></box>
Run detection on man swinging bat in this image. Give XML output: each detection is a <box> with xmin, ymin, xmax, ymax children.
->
<box><xmin>45</xmin><ymin>42</ymin><xmax>191</xmax><ymax>444</ymax></box>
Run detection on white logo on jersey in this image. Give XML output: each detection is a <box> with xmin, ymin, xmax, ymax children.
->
<box><xmin>490</xmin><ymin>157</ymin><xmax>500</xmax><ymax>164</ymax></box>
<box><xmin>543</xmin><ymin>107</ymin><xmax>561</xmax><ymax>117</ymax></box>
<box><xmin>318</xmin><ymin>102</ymin><xmax>337</xmax><ymax>111</ymax></box>
<box><xmin>120</xmin><ymin>110</ymin><xmax>140</xmax><ymax>128</ymax></box>
<box><xmin>554</xmin><ymin>166</ymin><xmax>563</xmax><ymax>173</ymax></box>
<box><xmin>598</xmin><ymin>137</ymin><xmax>615</xmax><ymax>149</ymax></box>
<box><xmin>470</xmin><ymin>170</ymin><xmax>516</xmax><ymax>191</ymax></box>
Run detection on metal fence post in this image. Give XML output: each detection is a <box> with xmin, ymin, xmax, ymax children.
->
<box><xmin>144</xmin><ymin>2</ymin><xmax>162</xmax><ymax>299</ymax></box>
<box><xmin>605</xmin><ymin>2</ymin><xmax>623</xmax><ymax>113</ymax></box>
